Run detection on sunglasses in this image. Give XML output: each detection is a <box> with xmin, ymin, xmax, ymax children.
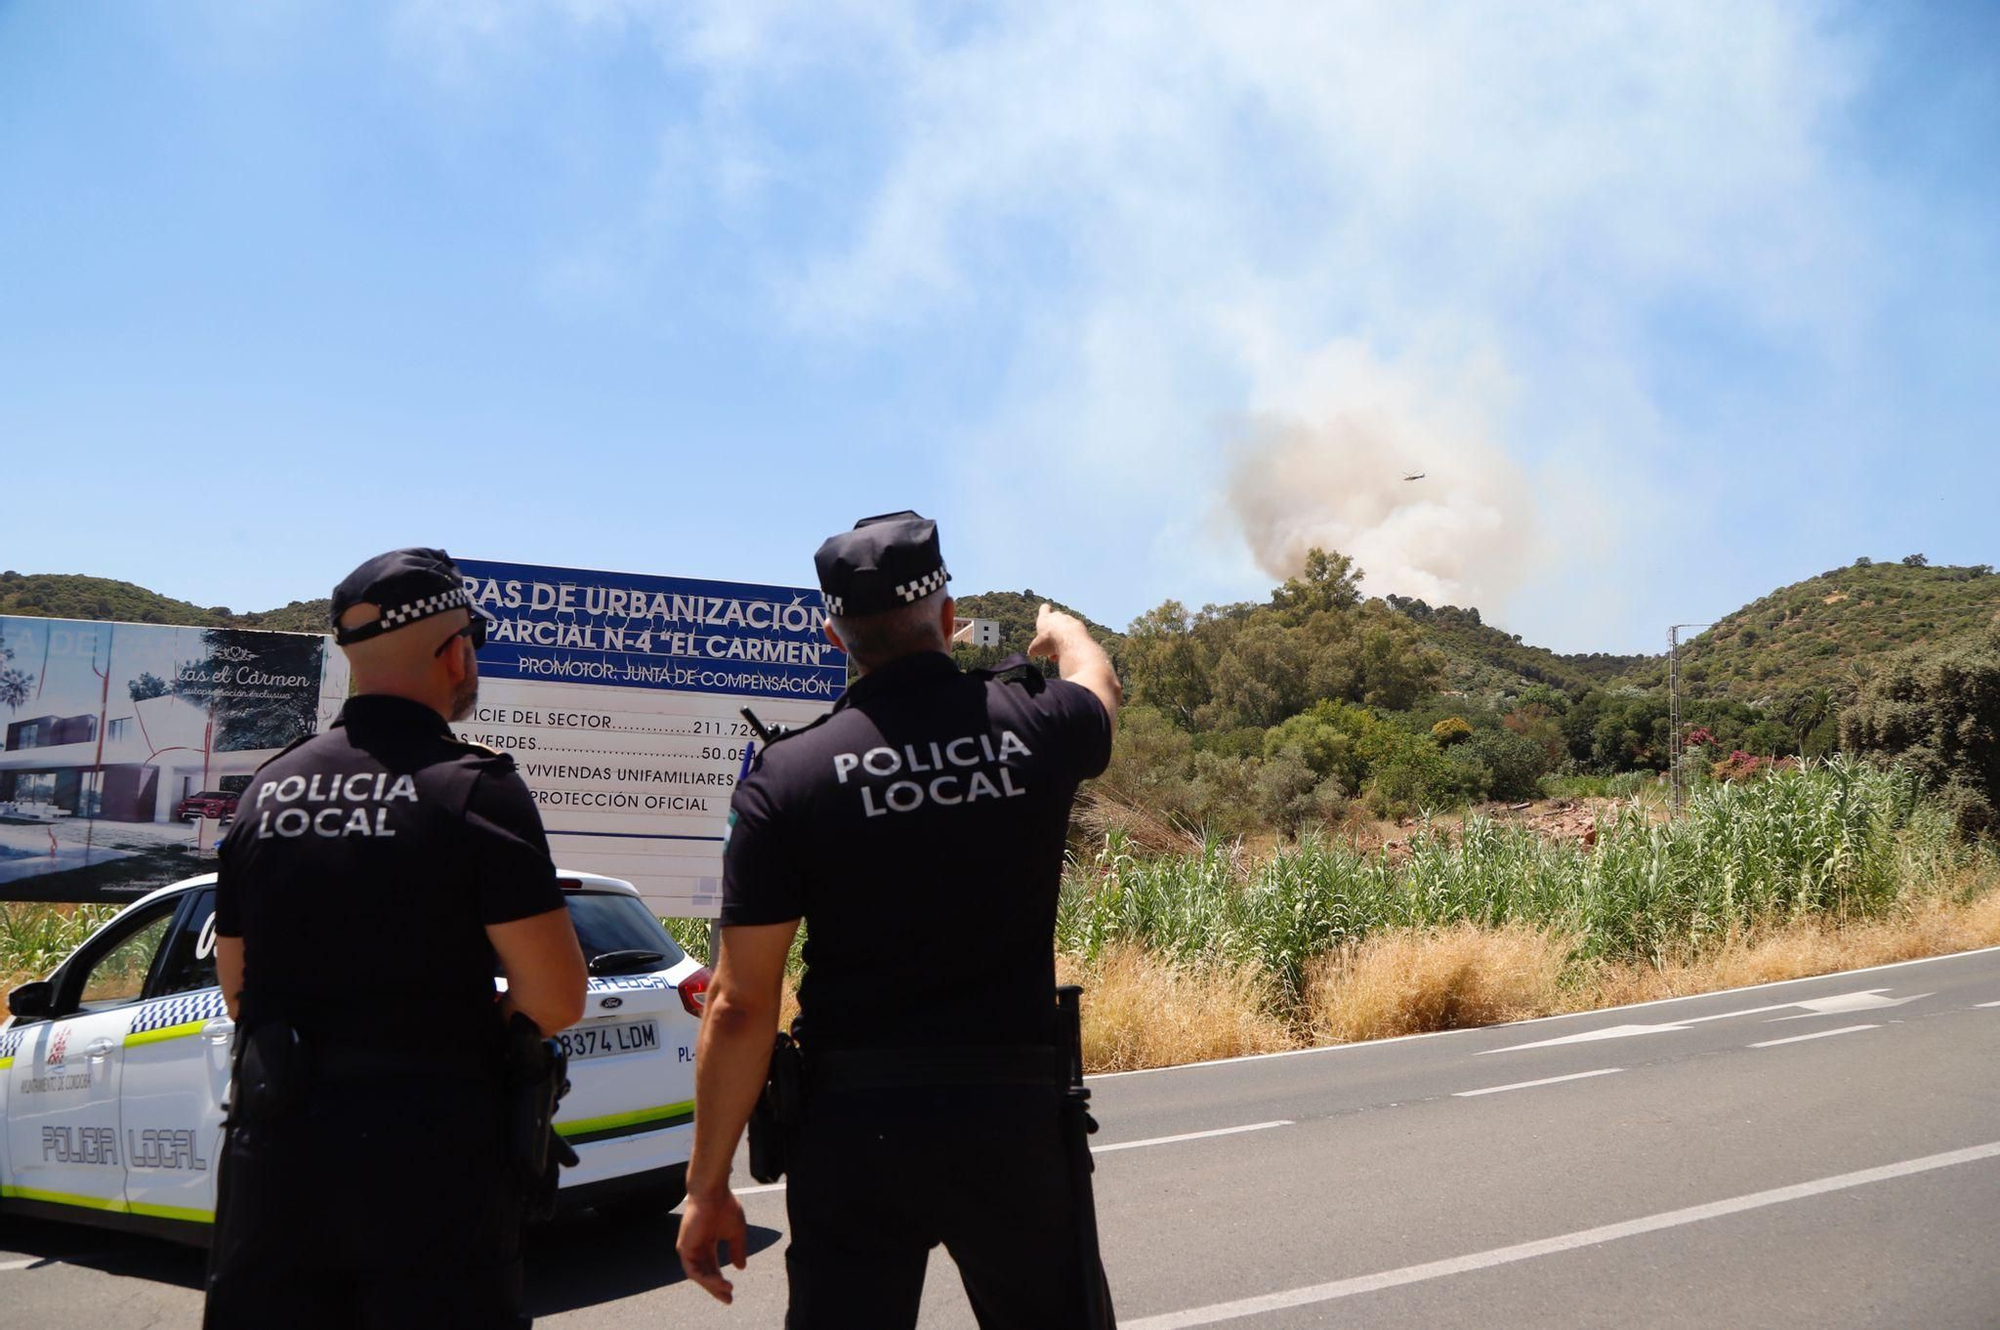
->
<box><xmin>433</xmin><ymin>616</ymin><xmax>489</xmax><ymax>658</ymax></box>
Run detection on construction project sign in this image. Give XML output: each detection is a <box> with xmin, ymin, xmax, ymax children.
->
<box><xmin>456</xmin><ymin>558</ymin><xmax>844</xmax><ymax>916</ymax></box>
<box><xmin>0</xmin><ymin>616</ymin><xmax>348</xmax><ymax>903</ymax></box>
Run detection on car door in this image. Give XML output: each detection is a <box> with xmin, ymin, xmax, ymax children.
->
<box><xmin>3</xmin><ymin>895</ymin><xmax>178</xmax><ymax>1220</ymax></box>
<box><xmin>119</xmin><ymin>886</ymin><xmax>230</xmax><ymax>1226</ymax></box>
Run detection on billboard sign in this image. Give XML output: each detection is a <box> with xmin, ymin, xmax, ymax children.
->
<box><xmin>456</xmin><ymin>559</ymin><xmax>843</xmax><ymax>916</ymax></box>
<box><xmin>0</xmin><ymin>616</ymin><xmax>349</xmax><ymax>903</ymax></box>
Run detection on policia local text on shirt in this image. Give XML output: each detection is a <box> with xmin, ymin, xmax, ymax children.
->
<box><xmin>206</xmin><ymin>548</ymin><xmax>588</xmax><ymax>1330</ymax></box>
<box><xmin>676</xmin><ymin>511</ymin><xmax>1123</xmax><ymax>1329</ymax></box>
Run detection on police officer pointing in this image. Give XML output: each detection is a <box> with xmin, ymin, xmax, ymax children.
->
<box><xmin>206</xmin><ymin>548</ymin><xmax>587</xmax><ymax>1329</ymax></box>
<box><xmin>676</xmin><ymin>512</ymin><xmax>1122</xmax><ymax>1327</ymax></box>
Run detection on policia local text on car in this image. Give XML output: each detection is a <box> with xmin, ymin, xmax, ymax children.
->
<box><xmin>676</xmin><ymin>511</ymin><xmax>1123</xmax><ymax>1329</ymax></box>
<box><xmin>205</xmin><ymin>548</ymin><xmax>588</xmax><ymax>1330</ymax></box>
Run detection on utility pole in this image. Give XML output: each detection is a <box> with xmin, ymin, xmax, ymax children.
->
<box><xmin>1667</xmin><ymin>622</ymin><xmax>1713</xmax><ymax>816</ymax></box>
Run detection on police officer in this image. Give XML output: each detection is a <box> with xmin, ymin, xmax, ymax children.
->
<box><xmin>206</xmin><ymin>548</ymin><xmax>587</xmax><ymax>1330</ymax></box>
<box><xmin>676</xmin><ymin>511</ymin><xmax>1122</xmax><ymax>1328</ymax></box>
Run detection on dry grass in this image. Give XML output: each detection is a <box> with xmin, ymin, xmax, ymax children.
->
<box><xmin>1062</xmin><ymin>883</ymin><xmax>2000</xmax><ymax>1067</ymax></box>
<box><xmin>1057</xmin><ymin>944</ymin><xmax>1293</xmax><ymax>1073</ymax></box>
<box><xmin>1574</xmin><ymin>887</ymin><xmax>2000</xmax><ymax>1009</ymax></box>
<box><xmin>1303</xmin><ymin>922</ymin><xmax>1572</xmax><ymax>1044</ymax></box>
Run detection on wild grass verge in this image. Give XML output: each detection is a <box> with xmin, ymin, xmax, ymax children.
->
<box><xmin>1055</xmin><ymin>760</ymin><xmax>2000</xmax><ymax>1071</ymax></box>
<box><xmin>1060</xmin><ymin>886</ymin><xmax>2000</xmax><ymax>1073</ymax></box>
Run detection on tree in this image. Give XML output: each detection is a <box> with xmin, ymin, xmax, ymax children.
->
<box><xmin>0</xmin><ymin>625</ymin><xmax>33</xmax><ymax>713</ymax></box>
<box><xmin>1840</xmin><ymin>617</ymin><xmax>2000</xmax><ymax>834</ymax></box>
<box><xmin>1124</xmin><ymin>549</ymin><xmax>1441</xmax><ymax>733</ymax></box>
<box><xmin>1269</xmin><ymin>549</ymin><xmax>1362</xmax><ymax>622</ymax></box>
<box><xmin>129</xmin><ymin>671</ymin><xmax>170</xmax><ymax>703</ymax></box>
<box><xmin>1902</xmin><ymin>553</ymin><xmax>1929</xmax><ymax>568</ymax></box>
<box><xmin>1785</xmin><ymin>686</ymin><xmax>1838</xmax><ymax>759</ymax></box>
<box><xmin>1122</xmin><ymin>601</ymin><xmax>1214</xmax><ymax>729</ymax></box>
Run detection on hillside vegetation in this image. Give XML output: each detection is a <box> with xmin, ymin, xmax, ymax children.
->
<box><xmin>0</xmin><ymin>571</ymin><xmax>328</xmax><ymax>633</ymax></box>
<box><xmin>950</xmin><ymin>589</ymin><xmax>1123</xmax><ymax>653</ymax></box>
<box><xmin>1381</xmin><ymin>596</ymin><xmax>1650</xmax><ymax>698</ymax></box>
<box><xmin>11</xmin><ymin>552</ymin><xmax>1997</xmax><ymax>829</ymax></box>
<box><xmin>1627</xmin><ymin>558</ymin><xmax>1999</xmax><ymax>702</ymax></box>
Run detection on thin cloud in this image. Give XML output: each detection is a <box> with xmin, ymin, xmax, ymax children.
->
<box><xmin>394</xmin><ymin>1</ymin><xmax>1874</xmax><ymax>638</ymax></box>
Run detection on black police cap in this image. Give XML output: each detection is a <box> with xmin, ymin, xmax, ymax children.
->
<box><xmin>814</xmin><ymin>511</ymin><xmax>951</xmax><ymax>618</ymax></box>
<box><xmin>330</xmin><ymin>547</ymin><xmax>483</xmax><ymax>646</ymax></box>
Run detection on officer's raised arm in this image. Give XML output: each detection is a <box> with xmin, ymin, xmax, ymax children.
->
<box><xmin>1029</xmin><ymin>602</ymin><xmax>1122</xmax><ymax>725</ymax></box>
<box><xmin>679</xmin><ymin>511</ymin><xmax>1120</xmax><ymax>1327</ymax></box>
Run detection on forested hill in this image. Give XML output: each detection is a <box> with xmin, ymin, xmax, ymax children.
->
<box><xmin>10</xmin><ymin>559</ymin><xmax>1995</xmax><ymax>713</ymax></box>
<box><xmin>1621</xmin><ymin>558</ymin><xmax>2000</xmax><ymax>703</ymax></box>
<box><xmin>1381</xmin><ymin>595</ymin><xmax>1651</xmax><ymax>697</ymax></box>
<box><xmin>950</xmin><ymin>590</ymin><xmax>1125</xmax><ymax>658</ymax></box>
<box><xmin>0</xmin><ymin>571</ymin><xmax>328</xmax><ymax>632</ymax></box>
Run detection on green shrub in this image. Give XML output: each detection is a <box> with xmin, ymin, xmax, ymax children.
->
<box><xmin>1431</xmin><ymin>716</ymin><xmax>1474</xmax><ymax>746</ymax></box>
<box><xmin>1365</xmin><ymin>739</ymin><xmax>1465</xmax><ymax>817</ymax></box>
<box><xmin>1459</xmin><ymin>727</ymin><xmax>1551</xmax><ymax>801</ymax></box>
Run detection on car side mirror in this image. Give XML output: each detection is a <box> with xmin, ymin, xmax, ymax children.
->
<box><xmin>7</xmin><ymin>980</ymin><xmax>52</xmax><ymax>1020</ymax></box>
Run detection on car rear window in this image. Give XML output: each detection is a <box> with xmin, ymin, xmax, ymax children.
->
<box><xmin>563</xmin><ymin>892</ymin><xmax>687</xmax><ymax>968</ymax></box>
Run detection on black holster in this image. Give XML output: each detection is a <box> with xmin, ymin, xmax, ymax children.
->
<box><xmin>1057</xmin><ymin>985</ymin><xmax>1116</xmax><ymax>1329</ymax></box>
<box><xmin>225</xmin><ymin>1022</ymin><xmax>312</xmax><ymax>1128</ymax></box>
<box><xmin>748</xmin><ymin>1030</ymin><xmax>802</xmax><ymax>1184</ymax></box>
<box><xmin>502</xmin><ymin>1013</ymin><xmax>579</xmax><ymax>1219</ymax></box>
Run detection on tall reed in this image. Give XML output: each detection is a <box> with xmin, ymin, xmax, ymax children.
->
<box><xmin>1057</xmin><ymin>758</ymin><xmax>1966</xmax><ymax>988</ymax></box>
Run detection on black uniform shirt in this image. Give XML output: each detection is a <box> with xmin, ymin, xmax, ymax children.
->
<box><xmin>215</xmin><ymin>694</ymin><xmax>564</xmax><ymax>1043</ymax></box>
<box><xmin>722</xmin><ymin>652</ymin><xmax>1112</xmax><ymax>1051</ymax></box>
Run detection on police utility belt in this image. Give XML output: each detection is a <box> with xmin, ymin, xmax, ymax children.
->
<box><xmin>747</xmin><ymin>1039</ymin><xmax>1072</xmax><ymax>1185</ymax></box>
<box><xmin>229</xmin><ymin>1015</ymin><xmax>578</xmax><ymax>1216</ymax></box>
<box><xmin>750</xmin><ymin>987</ymin><xmax>1114</xmax><ymax>1329</ymax></box>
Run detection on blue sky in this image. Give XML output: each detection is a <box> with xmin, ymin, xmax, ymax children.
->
<box><xmin>3</xmin><ymin>1</ymin><xmax>1995</xmax><ymax>654</ymax></box>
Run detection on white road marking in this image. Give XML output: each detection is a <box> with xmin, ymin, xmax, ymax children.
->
<box><xmin>731</xmin><ymin>1119</ymin><xmax>1296</xmax><ymax>1197</ymax></box>
<box><xmin>1122</xmin><ymin>1140</ymin><xmax>2000</xmax><ymax>1329</ymax></box>
<box><xmin>1749</xmin><ymin>1024</ymin><xmax>1880</xmax><ymax>1048</ymax></box>
<box><xmin>1483</xmin><ymin>990</ymin><xmax>1928</xmax><ymax>1054</ymax></box>
<box><xmin>1453</xmin><ymin>1068</ymin><xmax>1623</xmax><ymax>1097</ymax></box>
<box><xmin>0</xmin><ymin>1258</ymin><xmax>43</xmax><ymax>1272</ymax></box>
<box><xmin>1768</xmin><ymin>991</ymin><xmax>1930</xmax><ymax>1020</ymax></box>
<box><xmin>1100</xmin><ymin>945</ymin><xmax>2000</xmax><ymax>1079</ymax></box>
<box><xmin>1092</xmin><ymin>1120</ymin><xmax>1293</xmax><ymax>1155</ymax></box>
<box><xmin>1975</xmin><ymin>1000</ymin><xmax>2000</xmax><ymax>1009</ymax></box>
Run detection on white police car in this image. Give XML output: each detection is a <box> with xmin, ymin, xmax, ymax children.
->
<box><xmin>0</xmin><ymin>871</ymin><xmax>709</xmax><ymax>1243</ymax></box>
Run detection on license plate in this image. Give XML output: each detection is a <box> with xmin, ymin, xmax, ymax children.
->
<box><xmin>557</xmin><ymin>1019</ymin><xmax>660</xmax><ymax>1061</ymax></box>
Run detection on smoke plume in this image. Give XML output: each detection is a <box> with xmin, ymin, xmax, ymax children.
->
<box><xmin>1225</xmin><ymin>340</ymin><xmax>1539</xmax><ymax>610</ymax></box>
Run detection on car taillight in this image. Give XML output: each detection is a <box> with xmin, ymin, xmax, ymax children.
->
<box><xmin>678</xmin><ymin>966</ymin><xmax>712</xmax><ymax>1017</ymax></box>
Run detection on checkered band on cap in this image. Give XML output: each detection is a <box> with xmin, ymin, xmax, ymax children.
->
<box><xmin>894</xmin><ymin>564</ymin><xmax>949</xmax><ymax>604</ymax></box>
<box><xmin>377</xmin><ymin>587</ymin><xmax>471</xmax><ymax>631</ymax></box>
<box><xmin>334</xmin><ymin>583</ymin><xmax>474</xmax><ymax>646</ymax></box>
<box><xmin>825</xmin><ymin>594</ymin><xmax>846</xmax><ymax>616</ymax></box>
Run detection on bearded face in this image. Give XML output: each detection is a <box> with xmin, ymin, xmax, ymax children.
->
<box><xmin>448</xmin><ymin>638</ymin><xmax>479</xmax><ymax>722</ymax></box>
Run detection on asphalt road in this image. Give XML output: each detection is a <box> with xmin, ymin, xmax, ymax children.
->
<box><xmin>5</xmin><ymin>945</ymin><xmax>1997</xmax><ymax>1327</ymax></box>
